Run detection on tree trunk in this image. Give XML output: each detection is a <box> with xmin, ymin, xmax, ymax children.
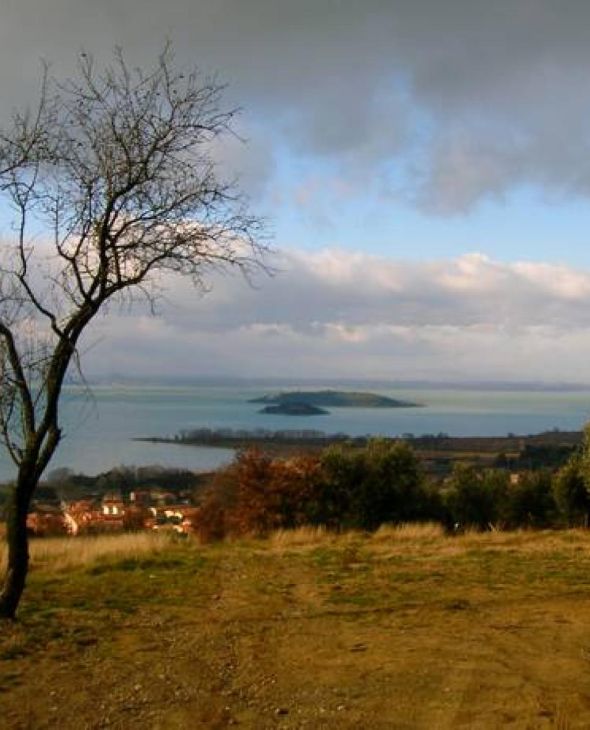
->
<box><xmin>0</xmin><ymin>475</ymin><xmax>35</xmax><ymax>620</ymax></box>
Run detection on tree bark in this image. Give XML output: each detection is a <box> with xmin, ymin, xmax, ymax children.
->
<box><xmin>0</xmin><ymin>474</ymin><xmax>35</xmax><ymax>620</ymax></box>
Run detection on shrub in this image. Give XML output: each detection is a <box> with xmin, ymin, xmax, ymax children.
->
<box><xmin>444</xmin><ymin>465</ymin><xmax>508</xmax><ymax>530</ymax></box>
<box><xmin>345</xmin><ymin>440</ymin><xmax>430</xmax><ymax>530</ymax></box>
<box><xmin>553</xmin><ymin>456</ymin><xmax>589</xmax><ymax>526</ymax></box>
<box><xmin>195</xmin><ymin>450</ymin><xmax>325</xmax><ymax>540</ymax></box>
<box><xmin>503</xmin><ymin>470</ymin><xmax>556</xmax><ymax>528</ymax></box>
<box><xmin>194</xmin><ymin>461</ymin><xmax>239</xmax><ymax>542</ymax></box>
<box><xmin>194</xmin><ymin>441</ymin><xmax>433</xmax><ymax>540</ymax></box>
<box><xmin>194</xmin><ymin>440</ymin><xmax>573</xmax><ymax>542</ymax></box>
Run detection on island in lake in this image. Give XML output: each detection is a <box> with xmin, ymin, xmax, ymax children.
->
<box><xmin>250</xmin><ymin>389</ymin><xmax>421</xmax><ymax>409</ymax></box>
<box><xmin>259</xmin><ymin>403</ymin><xmax>328</xmax><ymax>416</ymax></box>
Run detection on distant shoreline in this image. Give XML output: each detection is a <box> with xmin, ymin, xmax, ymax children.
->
<box><xmin>73</xmin><ymin>377</ymin><xmax>590</xmax><ymax>393</ymax></box>
<box><xmin>134</xmin><ymin>428</ymin><xmax>581</xmax><ymax>478</ymax></box>
<box><xmin>134</xmin><ymin>428</ymin><xmax>582</xmax><ymax>461</ymax></box>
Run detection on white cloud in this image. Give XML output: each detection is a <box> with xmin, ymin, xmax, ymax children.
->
<box><xmin>80</xmin><ymin>248</ymin><xmax>590</xmax><ymax>382</ymax></box>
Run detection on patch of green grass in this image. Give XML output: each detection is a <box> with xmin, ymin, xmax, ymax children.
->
<box><xmin>88</xmin><ymin>554</ymin><xmax>189</xmax><ymax>575</ymax></box>
<box><xmin>0</xmin><ymin>544</ymin><xmax>214</xmax><ymax>662</ymax></box>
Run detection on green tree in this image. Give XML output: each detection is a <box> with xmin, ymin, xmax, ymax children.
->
<box><xmin>504</xmin><ymin>470</ymin><xmax>555</xmax><ymax>528</ymax></box>
<box><xmin>320</xmin><ymin>440</ymin><xmax>428</xmax><ymax>530</ymax></box>
<box><xmin>553</xmin><ymin>455</ymin><xmax>590</xmax><ymax>526</ymax></box>
<box><xmin>318</xmin><ymin>444</ymin><xmax>362</xmax><ymax>528</ymax></box>
<box><xmin>445</xmin><ymin>464</ymin><xmax>508</xmax><ymax>530</ymax></box>
<box><xmin>356</xmin><ymin>440</ymin><xmax>427</xmax><ymax>529</ymax></box>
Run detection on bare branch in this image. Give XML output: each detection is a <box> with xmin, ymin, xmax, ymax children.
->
<box><xmin>0</xmin><ymin>44</ymin><xmax>269</xmax><ymax>482</ymax></box>
<box><xmin>0</xmin><ymin>45</ymin><xmax>271</xmax><ymax>615</ymax></box>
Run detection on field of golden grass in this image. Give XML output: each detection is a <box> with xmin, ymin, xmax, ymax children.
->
<box><xmin>2</xmin><ymin>526</ymin><xmax>590</xmax><ymax>728</ymax></box>
<box><xmin>0</xmin><ymin>531</ymin><xmax>172</xmax><ymax>573</ymax></box>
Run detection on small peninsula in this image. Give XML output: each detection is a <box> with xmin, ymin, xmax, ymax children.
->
<box><xmin>259</xmin><ymin>402</ymin><xmax>328</xmax><ymax>416</ymax></box>
<box><xmin>250</xmin><ymin>389</ymin><xmax>421</xmax><ymax>408</ymax></box>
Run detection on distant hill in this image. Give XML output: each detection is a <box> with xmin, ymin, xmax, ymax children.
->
<box><xmin>259</xmin><ymin>402</ymin><xmax>329</xmax><ymax>416</ymax></box>
<box><xmin>250</xmin><ymin>390</ymin><xmax>421</xmax><ymax>408</ymax></box>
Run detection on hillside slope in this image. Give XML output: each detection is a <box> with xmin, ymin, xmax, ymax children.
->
<box><xmin>2</xmin><ymin>528</ymin><xmax>590</xmax><ymax>728</ymax></box>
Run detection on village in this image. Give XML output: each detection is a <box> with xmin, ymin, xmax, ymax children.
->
<box><xmin>26</xmin><ymin>486</ymin><xmax>201</xmax><ymax>538</ymax></box>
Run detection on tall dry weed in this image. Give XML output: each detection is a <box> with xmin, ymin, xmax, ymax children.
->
<box><xmin>0</xmin><ymin>531</ymin><xmax>173</xmax><ymax>572</ymax></box>
<box><xmin>371</xmin><ymin>522</ymin><xmax>445</xmax><ymax>543</ymax></box>
<box><xmin>270</xmin><ymin>526</ymin><xmax>330</xmax><ymax>549</ymax></box>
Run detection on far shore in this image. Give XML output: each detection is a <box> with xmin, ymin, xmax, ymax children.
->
<box><xmin>134</xmin><ymin>429</ymin><xmax>582</xmax><ymax>475</ymax></box>
<box><xmin>134</xmin><ymin>429</ymin><xmax>582</xmax><ymax>451</ymax></box>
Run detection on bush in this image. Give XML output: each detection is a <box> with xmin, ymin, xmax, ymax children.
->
<box><xmin>444</xmin><ymin>465</ymin><xmax>508</xmax><ymax>530</ymax></box>
<box><xmin>553</xmin><ymin>456</ymin><xmax>589</xmax><ymax>526</ymax></box>
<box><xmin>194</xmin><ymin>461</ymin><xmax>239</xmax><ymax>542</ymax></box>
<box><xmin>321</xmin><ymin>440</ymin><xmax>431</xmax><ymax>530</ymax></box>
<box><xmin>193</xmin><ymin>439</ymin><xmax>584</xmax><ymax>542</ymax></box>
<box><xmin>503</xmin><ymin>470</ymin><xmax>555</xmax><ymax>528</ymax></box>
<box><xmin>195</xmin><ymin>450</ymin><xmax>324</xmax><ymax>540</ymax></box>
<box><xmin>195</xmin><ymin>441</ymin><xmax>435</xmax><ymax>540</ymax></box>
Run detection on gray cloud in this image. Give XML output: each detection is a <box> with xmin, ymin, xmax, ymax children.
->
<box><xmin>3</xmin><ymin>2</ymin><xmax>590</xmax><ymax>212</ymax></box>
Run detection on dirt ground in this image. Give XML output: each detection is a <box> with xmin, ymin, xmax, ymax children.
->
<box><xmin>2</xmin><ymin>528</ymin><xmax>590</xmax><ymax>728</ymax></box>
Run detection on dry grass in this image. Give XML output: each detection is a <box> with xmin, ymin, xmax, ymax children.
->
<box><xmin>4</xmin><ymin>524</ymin><xmax>590</xmax><ymax>575</ymax></box>
<box><xmin>371</xmin><ymin>521</ymin><xmax>445</xmax><ymax>543</ymax></box>
<box><xmin>269</xmin><ymin>522</ymin><xmax>590</xmax><ymax>566</ymax></box>
<box><xmin>269</xmin><ymin>525</ymin><xmax>332</xmax><ymax>549</ymax></box>
<box><xmin>4</xmin><ymin>527</ymin><xmax>590</xmax><ymax>727</ymax></box>
<box><xmin>270</xmin><ymin>522</ymin><xmax>447</xmax><ymax>552</ymax></box>
<box><xmin>0</xmin><ymin>531</ymin><xmax>174</xmax><ymax>572</ymax></box>
<box><xmin>452</xmin><ymin>527</ymin><xmax>590</xmax><ymax>554</ymax></box>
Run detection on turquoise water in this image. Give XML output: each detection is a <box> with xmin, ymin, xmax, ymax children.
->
<box><xmin>1</xmin><ymin>384</ymin><xmax>590</xmax><ymax>481</ymax></box>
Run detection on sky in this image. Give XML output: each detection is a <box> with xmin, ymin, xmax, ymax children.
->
<box><xmin>3</xmin><ymin>1</ymin><xmax>590</xmax><ymax>382</ymax></box>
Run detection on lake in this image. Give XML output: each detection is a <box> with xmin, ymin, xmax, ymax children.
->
<box><xmin>0</xmin><ymin>383</ymin><xmax>589</xmax><ymax>481</ymax></box>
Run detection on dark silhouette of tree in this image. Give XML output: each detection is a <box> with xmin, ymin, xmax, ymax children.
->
<box><xmin>0</xmin><ymin>46</ymin><xmax>267</xmax><ymax>618</ymax></box>
<box><xmin>504</xmin><ymin>470</ymin><xmax>555</xmax><ymax>528</ymax></box>
<box><xmin>444</xmin><ymin>464</ymin><xmax>508</xmax><ymax>530</ymax></box>
<box><xmin>554</xmin><ymin>453</ymin><xmax>590</xmax><ymax>527</ymax></box>
<box><xmin>319</xmin><ymin>440</ymin><xmax>429</xmax><ymax>530</ymax></box>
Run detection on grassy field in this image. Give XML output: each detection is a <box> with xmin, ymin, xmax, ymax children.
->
<box><xmin>2</xmin><ymin>527</ymin><xmax>590</xmax><ymax>728</ymax></box>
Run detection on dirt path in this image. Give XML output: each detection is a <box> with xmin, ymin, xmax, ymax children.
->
<box><xmin>3</xmin><ymin>533</ymin><xmax>590</xmax><ymax>728</ymax></box>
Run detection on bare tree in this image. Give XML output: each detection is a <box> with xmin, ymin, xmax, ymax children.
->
<box><xmin>0</xmin><ymin>47</ymin><xmax>267</xmax><ymax>619</ymax></box>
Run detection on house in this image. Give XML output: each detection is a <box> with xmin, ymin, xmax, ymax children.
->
<box><xmin>27</xmin><ymin>504</ymin><xmax>68</xmax><ymax>536</ymax></box>
<box><xmin>63</xmin><ymin>493</ymin><xmax>127</xmax><ymax>534</ymax></box>
<box><xmin>30</xmin><ymin>485</ymin><xmax>199</xmax><ymax>538</ymax></box>
<box><xmin>129</xmin><ymin>490</ymin><xmax>152</xmax><ymax>506</ymax></box>
<box><xmin>102</xmin><ymin>491</ymin><xmax>126</xmax><ymax>517</ymax></box>
<box><xmin>64</xmin><ymin>499</ymin><xmax>102</xmax><ymax>535</ymax></box>
<box><xmin>150</xmin><ymin>505</ymin><xmax>200</xmax><ymax>534</ymax></box>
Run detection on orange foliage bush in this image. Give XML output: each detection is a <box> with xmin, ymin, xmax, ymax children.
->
<box><xmin>194</xmin><ymin>450</ymin><xmax>324</xmax><ymax>541</ymax></box>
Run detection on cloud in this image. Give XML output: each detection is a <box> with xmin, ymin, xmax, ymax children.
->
<box><xmin>80</xmin><ymin>248</ymin><xmax>590</xmax><ymax>381</ymax></box>
<box><xmin>3</xmin><ymin>2</ymin><xmax>590</xmax><ymax>212</ymax></box>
